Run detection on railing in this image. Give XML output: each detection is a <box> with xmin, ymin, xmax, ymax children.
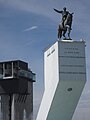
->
<box><xmin>0</xmin><ymin>69</ymin><xmax>36</xmax><ymax>82</ymax></box>
<box><xmin>18</xmin><ymin>69</ymin><xmax>36</xmax><ymax>81</ymax></box>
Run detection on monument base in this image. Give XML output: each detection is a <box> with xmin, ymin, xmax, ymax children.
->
<box><xmin>37</xmin><ymin>40</ymin><xmax>86</xmax><ymax>120</ymax></box>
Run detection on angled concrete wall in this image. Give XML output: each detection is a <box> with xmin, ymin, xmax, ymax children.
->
<box><xmin>36</xmin><ymin>40</ymin><xmax>86</xmax><ymax>120</ymax></box>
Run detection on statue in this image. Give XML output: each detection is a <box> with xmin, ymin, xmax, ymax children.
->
<box><xmin>54</xmin><ymin>7</ymin><xmax>73</xmax><ymax>40</ymax></box>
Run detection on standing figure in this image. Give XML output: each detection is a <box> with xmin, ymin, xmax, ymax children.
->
<box><xmin>54</xmin><ymin>7</ymin><xmax>69</xmax><ymax>28</ymax></box>
<box><xmin>54</xmin><ymin>7</ymin><xmax>73</xmax><ymax>39</ymax></box>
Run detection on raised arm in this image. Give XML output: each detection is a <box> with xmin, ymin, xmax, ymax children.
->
<box><xmin>54</xmin><ymin>8</ymin><xmax>62</xmax><ymax>13</ymax></box>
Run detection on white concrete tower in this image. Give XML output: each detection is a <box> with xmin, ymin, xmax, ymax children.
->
<box><xmin>36</xmin><ymin>40</ymin><xmax>86</xmax><ymax>120</ymax></box>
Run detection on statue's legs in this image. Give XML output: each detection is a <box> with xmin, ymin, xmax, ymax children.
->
<box><xmin>62</xmin><ymin>29</ymin><xmax>67</xmax><ymax>39</ymax></box>
<box><xmin>58</xmin><ymin>25</ymin><xmax>62</xmax><ymax>39</ymax></box>
<box><xmin>67</xmin><ymin>27</ymin><xmax>72</xmax><ymax>40</ymax></box>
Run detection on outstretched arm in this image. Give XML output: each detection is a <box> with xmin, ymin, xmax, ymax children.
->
<box><xmin>54</xmin><ymin>8</ymin><xmax>62</xmax><ymax>13</ymax></box>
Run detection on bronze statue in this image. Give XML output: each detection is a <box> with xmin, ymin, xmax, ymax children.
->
<box><xmin>54</xmin><ymin>7</ymin><xmax>73</xmax><ymax>40</ymax></box>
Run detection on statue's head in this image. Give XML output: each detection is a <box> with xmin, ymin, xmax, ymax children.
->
<box><xmin>63</xmin><ymin>7</ymin><xmax>66</xmax><ymax>11</ymax></box>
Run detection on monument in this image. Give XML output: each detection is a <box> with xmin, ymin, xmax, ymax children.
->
<box><xmin>54</xmin><ymin>7</ymin><xmax>73</xmax><ymax>40</ymax></box>
<box><xmin>36</xmin><ymin>8</ymin><xmax>86</xmax><ymax>120</ymax></box>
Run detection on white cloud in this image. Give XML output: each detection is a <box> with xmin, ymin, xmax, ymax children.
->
<box><xmin>22</xmin><ymin>26</ymin><xmax>38</xmax><ymax>32</ymax></box>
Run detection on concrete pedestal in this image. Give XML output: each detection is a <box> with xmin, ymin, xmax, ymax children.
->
<box><xmin>37</xmin><ymin>40</ymin><xmax>86</xmax><ymax>120</ymax></box>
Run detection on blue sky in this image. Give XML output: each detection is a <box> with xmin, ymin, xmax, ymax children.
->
<box><xmin>0</xmin><ymin>0</ymin><xmax>90</xmax><ymax>120</ymax></box>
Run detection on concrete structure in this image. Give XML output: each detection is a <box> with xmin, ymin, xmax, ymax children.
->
<box><xmin>0</xmin><ymin>60</ymin><xmax>36</xmax><ymax>120</ymax></box>
<box><xmin>36</xmin><ymin>40</ymin><xmax>86</xmax><ymax>120</ymax></box>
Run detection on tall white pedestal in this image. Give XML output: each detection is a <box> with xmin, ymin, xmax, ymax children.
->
<box><xmin>36</xmin><ymin>40</ymin><xmax>86</xmax><ymax>120</ymax></box>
